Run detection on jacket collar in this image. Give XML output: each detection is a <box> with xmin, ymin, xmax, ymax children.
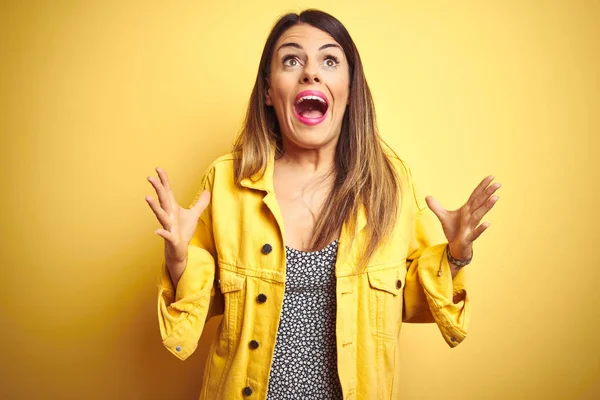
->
<box><xmin>239</xmin><ymin>143</ymin><xmax>367</xmax><ymax>232</ymax></box>
<box><xmin>239</xmin><ymin>145</ymin><xmax>276</xmax><ymax>193</ymax></box>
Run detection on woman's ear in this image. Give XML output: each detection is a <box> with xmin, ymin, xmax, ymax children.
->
<box><xmin>265</xmin><ymin>78</ymin><xmax>273</xmax><ymax>106</ymax></box>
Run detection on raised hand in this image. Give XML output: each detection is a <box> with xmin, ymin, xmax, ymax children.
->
<box><xmin>425</xmin><ymin>175</ymin><xmax>501</xmax><ymax>261</ymax></box>
<box><xmin>145</xmin><ymin>167</ymin><xmax>211</xmax><ymax>265</ymax></box>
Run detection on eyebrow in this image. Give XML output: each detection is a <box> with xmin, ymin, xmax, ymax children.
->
<box><xmin>277</xmin><ymin>42</ymin><xmax>343</xmax><ymax>52</ymax></box>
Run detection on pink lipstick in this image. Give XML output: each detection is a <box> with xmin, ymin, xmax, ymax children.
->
<box><xmin>293</xmin><ymin>90</ymin><xmax>329</xmax><ymax>126</ymax></box>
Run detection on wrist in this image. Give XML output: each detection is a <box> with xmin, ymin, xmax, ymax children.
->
<box><xmin>446</xmin><ymin>244</ymin><xmax>472</xmax><ymax>269</ymax></box>
<box><xmin>448</xmin><ymin>242</ymin><xmax>472</xmax><ymax>260</ymax></box>
<box><xmin>166</xmin><ymin>255</ymin><xmax>187</xmax><ymax>264</ymax></box>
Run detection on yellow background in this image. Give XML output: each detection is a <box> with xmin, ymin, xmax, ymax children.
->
<box><xmin>1</xmin><ymin>0</ymin><xmax>598</xmax><ymax>398</ymax></box>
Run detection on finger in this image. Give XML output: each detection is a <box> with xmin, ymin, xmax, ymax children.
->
<box><xmin>156</xmin><ymin>167</ymin><xmax>171</xmax><ymax>192</ymax></box>
<box><xmin>470</xmin><ymin>195</ymin><xmax>499</xmax><ymax>227</ymax></box>
<box><xmin>466</xmin><ymin>175</ymin><xmax>495</xmax><ymax>209</ymax></box>
<box><xmin>468</xmin><ymin>222</ymin><xmax>490</xmax><ymax>242</ymax></box>
<box><xmin>145</xmin><ymin>195</ymin><xmax>172</xmax><ymax>230</ymax></box>
<box><xmin>192</xmin><ymin>190</ymin><xmax>211</xmax><ymax>217</ymax></box>
<box><xmin>155</xmin><ymin>228</ymin><xmax>175</xmax><ymax>243</ymax></box>
<box><xmin>156</xmin><ymin>167</ymin><xmax>177</xmax><ymax>205</ymax></box>
<box><xmin>471</xmin><ymin>182</ymin><xmax>501</xmax><ymax>210</ymax></box>
<box><xmin>147</xmin><ymin>175</ymin><xmax>172</xmax><ymax>213</ymax></box>
<box><xmin>425</xmin><ymin>196</ymin><xmax>448</xmax><ymax>223</ymax></box>
<box><xmin>158</xmin><ymin>168</ymin><xmax>182</xmax><ymax>211</ymax></box>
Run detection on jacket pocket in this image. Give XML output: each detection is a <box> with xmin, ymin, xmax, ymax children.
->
<box><xmin>219</xmin><ymin>269</ymin><xmax>246</xmax><ymax>342</ymax></box>
<box><xmin>367</xmin><ymin>265</ymin><xmax>405</xmax><ymax>341</ymax></box>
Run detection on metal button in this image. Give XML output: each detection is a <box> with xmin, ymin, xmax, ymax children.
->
<box><xmin>243</xmin><ymin>386</ymin><xmax>253</xmax><ymax>396</ymax></box>
<box><xmin>256</xmin><ymin>293</ymin><xmax>267</xmax><ymax>303</ymax></box>
<box><xmin>396</xmin><ymin>279</ymin><xmax>402</xmax><ymax>289</ymax></box>
<box><xmin>451</xmin><ymin>336</ymin><xmax>456</xmax><ymax>342</ymax></box>
<box><xmin>261</xmin><ymin>243</ymin><xmax>273</xmax><ymax>254</ymax></box>
<box><xmin>249</xmin><ymin>340</ymin><xmax>259</xmax><ymax>350</ymax></box>
<box><xmin>175</xmin><ymin>346</ymin><xmax>182</xmax><ymax>352</ymax></box>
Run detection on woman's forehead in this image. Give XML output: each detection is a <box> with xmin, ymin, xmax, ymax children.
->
<box><xmin>274</xmin><ymin>24</ymin><xmax>340</xmax><ymax>50</ymax></box>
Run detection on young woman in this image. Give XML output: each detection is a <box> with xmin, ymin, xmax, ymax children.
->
<box><xmin>145</xmin><ymin>9</ymin><xmax>500</xmax><ymax>400</ymax></box>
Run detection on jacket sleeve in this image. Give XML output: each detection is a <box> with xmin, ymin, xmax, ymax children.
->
<box><xmin>401</xmin><ymin>165</ymin><xmax>470</xmax><ymax>348</ymax></box>
<box><xmin>156</xmin><ymin>167</ymin><xmax>223</xmax><ymax>360</ymax></box>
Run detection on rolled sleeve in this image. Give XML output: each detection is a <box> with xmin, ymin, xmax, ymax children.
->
<box><xmin>401</xmin><ymin>165</ymin><xmax>471</xmax><ymax>348</ymax></box>
<box><xmin>156</xmin><ymin>168</ymin><xmax>221</xmax><ymax>360</ymax></box>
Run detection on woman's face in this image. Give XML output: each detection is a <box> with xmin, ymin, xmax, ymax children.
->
<box><xmin>266</xmin><ymin>23</ymin><xmax>350</xmax><ymax>152</ymax></box>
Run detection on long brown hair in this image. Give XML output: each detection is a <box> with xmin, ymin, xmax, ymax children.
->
<box><xmin>232</xmin><ymin>9</ymin><xmax>401</xmax><ymax>269</ymax></box>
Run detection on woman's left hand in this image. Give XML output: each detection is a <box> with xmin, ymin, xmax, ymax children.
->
<box><xmin>425</xmin><ymin>175</ymin><xmax>501</xmax><ymax>261</ymax></box>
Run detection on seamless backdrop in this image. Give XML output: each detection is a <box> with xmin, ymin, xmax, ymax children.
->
<box><xmin>0</xmin><ymin>0</ymin><xmax>598</xmax><ymax>399</ymax></box>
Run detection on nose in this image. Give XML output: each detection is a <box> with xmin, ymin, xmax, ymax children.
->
<box><xmin>300</xmin><ymin>61</ymin><xmax>321</xmax><ymax>84</ymax></box>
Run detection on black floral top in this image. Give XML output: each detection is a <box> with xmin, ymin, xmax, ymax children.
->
<box><xmin>266</xmin><ymin>240</ymin><xmax>343</xmax><ymax>400</ymax></box>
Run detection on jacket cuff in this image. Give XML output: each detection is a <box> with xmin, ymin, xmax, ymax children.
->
<box><xmin>418</xmin><ymin>243</ymin><xmax>471</xmax><ymax>348</ymax></box>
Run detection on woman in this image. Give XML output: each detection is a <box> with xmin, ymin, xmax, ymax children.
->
<box><xmin>146</xmin><ymin>9</ymin><xmax>500</xmax><ymax>400</ymax></box>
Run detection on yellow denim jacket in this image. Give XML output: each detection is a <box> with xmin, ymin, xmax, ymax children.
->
<box><xmin>157</xmin><ymin>151</ymin><xmax>470</xmax><ymax>400</ymax></box>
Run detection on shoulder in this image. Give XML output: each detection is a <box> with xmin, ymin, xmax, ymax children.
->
<box><xmin>384</xmin><ymin>151</ymin><xmax>427</xmax><ymax>212</ymax></box>
<box><xmin>206</xmin><ymin>152</ymin><xmax>236</xmax><ymax>172</ymax></box>
<box><xmin>199</xmin><ymin>152</ymin><xmax>236</xmax><ymax>182</ymax></box>
<box><xmin>383</xmin><ymin>149</ymin><xmax>412</xmax><ymax>185</ymax></box>
<box><xmin>188</xmin><ymin>152</ymin><xmax>237</xmax><ymax>208</ymax></box>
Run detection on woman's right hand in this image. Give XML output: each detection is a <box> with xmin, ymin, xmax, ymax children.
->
<box><xmin>145</xmin><ymin>167</ymin><xmax>211</xmax><ymax>266</ymax></box>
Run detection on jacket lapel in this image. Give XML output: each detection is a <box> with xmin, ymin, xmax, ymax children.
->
<box><xmin>239</xmin><ymin>147</ymin><xmax>285</xmax><ymax>236</ymax></box>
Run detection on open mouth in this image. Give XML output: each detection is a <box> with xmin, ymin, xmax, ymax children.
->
<box><xmin>293</xmin><ymin>91</ymin><xmax>329</xmax><ymax>125</ymax></box>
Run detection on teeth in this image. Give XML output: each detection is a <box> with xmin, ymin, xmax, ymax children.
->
<box><xmin>296</xmin><ymin>95</ymin><xmax>327</xmax><ymax>105</ymax></box>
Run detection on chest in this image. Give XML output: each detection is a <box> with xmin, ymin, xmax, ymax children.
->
<box><xmin>272</xmin><ymin>169</ymin><xmax>332</xmax><ymax>251</ymax></box>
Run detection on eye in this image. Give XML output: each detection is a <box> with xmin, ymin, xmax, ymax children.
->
<box><xmin>283</xmin><ymin>55</ymin><xmax>301</xmax><ymax>67</ymax></box>
<box><xmin>323</xmin><ymin>55</ymin><xmax>340</xmax><ymax>68</ymax></box>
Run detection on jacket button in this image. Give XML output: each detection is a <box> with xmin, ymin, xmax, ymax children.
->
<box><xmin>243</xmin><ymin>386</ymin><xmax>253</xmax><ymax>396</ymax></box>
<box><xmin>249</xmin><ymin>340</ymin><xmax>259</xmax><ymax>350</ymax></box>
<box><xmin>396</xmin><ymin>279</ymin><xmax>402</xmax><ymax>289</ymax></box>
<box><xmin>261</xmin><ymin>243</ymin><xmax>273</xmax><ymax>254</ymax></box>
<box><xmin>256</xmin><ymin>293</ymin><xmax>267</xmax><ymax>303</ymax></box>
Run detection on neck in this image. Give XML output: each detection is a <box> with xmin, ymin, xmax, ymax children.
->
<box><xmin>277</xmin><ymin>139</ymin><xmax>337</xmax><ymax>176</ymax></box>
